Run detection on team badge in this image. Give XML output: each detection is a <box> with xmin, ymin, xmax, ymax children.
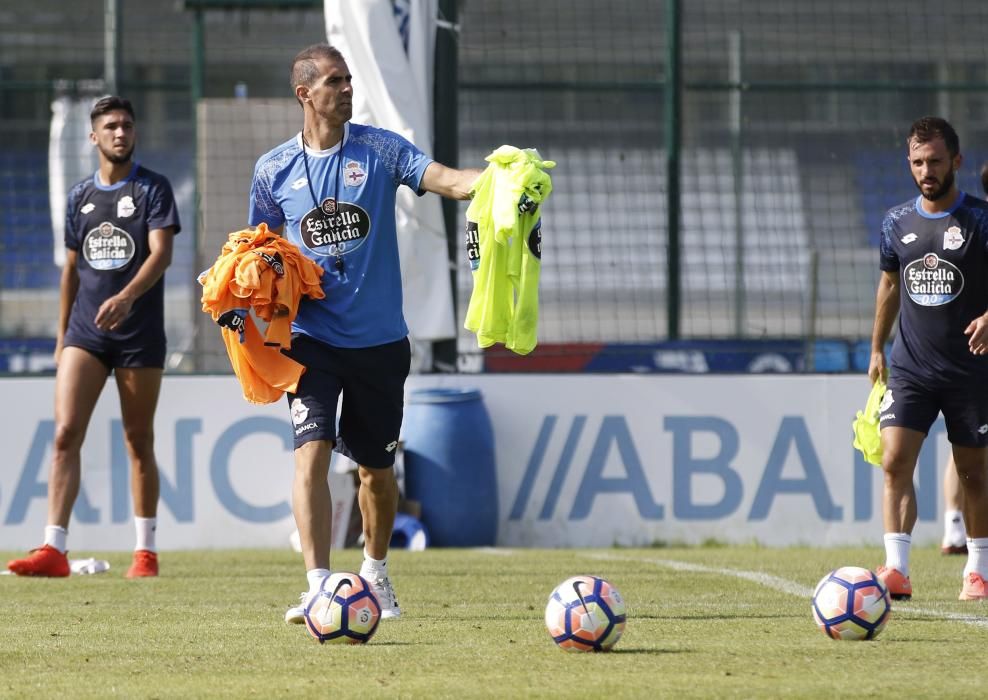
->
<box><xmin>117</xmin><ymin>195</ymin><xmax>135</xmax><ymax>218</ymax></box>
<box><xmin>343</xmin><ymin>160</ymin><xmax>366</xmax><ymax>187</ymax></box>
<box><xmin>879</xmin><ymin>390</ymin><xmax>894</xmax><ymax>413</ymax></box>
<box><xmin>290</xmin><ymin>398</ymin><xmax>309</xmax><ymax>425</ymax></box>
<box><xmin>943</xmin><ymin>225</ymin><xmax>964</xmax><ymax>251</ymax></box>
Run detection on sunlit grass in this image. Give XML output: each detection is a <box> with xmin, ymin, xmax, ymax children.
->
<box><xmin>1</xmin><ymin>546</ymin><xmax>986</xmax><ymax>698</ymax></box>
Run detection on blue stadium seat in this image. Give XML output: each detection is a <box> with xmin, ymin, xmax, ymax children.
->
<box><xmin>858</xmin><ymin>149</ymin><xmax>988</xmax><ymax>247</ymax></box>
<box><xmin>0</xmin><ymin>150</ymin><xmax>58</xmax><ymax>289</ymax></box>
<box><xmin>812</xmin><ymin>339</ymin><xmax>850</xmax><ymax>372</ymax></box>
<box><xmin>851</xmin><ymin>340</ymin><xmax>895</xmax><ymax>373</ymax></box>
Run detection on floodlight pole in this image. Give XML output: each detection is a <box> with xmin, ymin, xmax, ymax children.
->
<box><xmin>433</xmin><ymin>0</ymin><xmax>460</xmax><ymax>373</ymax></box>
<box><xmin>104</xmin><ymin>0</ymin><xmax>121</xmax><ymax>94</ymax></box>
<box><xmin>190</xmin><ymin>9</ymin><xmax>205</xmax><ymax>371</ymax></box>
<box><xmin>665</xmin><ymin>0</ymin><xmax>682</xmax><ymax>339</ymax></box>
<box><xmin>729</xmin><ymin>30</ymin><xmax>745</xmax><ymax>337</ymax></box>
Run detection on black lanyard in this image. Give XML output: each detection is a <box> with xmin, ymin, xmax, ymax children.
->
<box><xmin>301</xmin><ymin>133</ymin><xmax>346</xmax><ymax>274</ymax></box>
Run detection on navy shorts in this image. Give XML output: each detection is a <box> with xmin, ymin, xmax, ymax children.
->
<box><xmin>63</xmin><ymin>334</ymin><xmax>166</xmax><ymax>370</ymax></box>
<box><xmin>282</xmin><ymin>333</ymin><xmax>411</xmax><ymax>468</ymax></box>
<box><xmin>879</xmin><ymin>371</ymin><xmax>988</xmax><ymax>447</ymax></box>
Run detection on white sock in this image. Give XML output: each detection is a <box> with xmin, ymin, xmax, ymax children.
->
<box><xmin>963</xmin><ymin>538</ymin><xmax>988</xmax><ymax>579</ymax></box>
<box><xmin>360</xmin><ymin>547</ymin><xmax>388</xmax><ymax>578</ymax></box>
<box><xmin>44</xmin><ymin>525</ymin><xmax>67</xmax><ymax>554</ymax></box>
<box><xmin>944</xmin><ymin>509</ymin><xmax>966</xmax><ymax>546</ymax></box>
<box><xmin>134</xmin><ymin>517</ymin><xmax>157</xmax><ymax>553</ymax></box>
<box><xmin>884</xmin><ymin>532</ymin><xmax>912</xmax><ymax>576</ymax></box>
<box><xmin>306</xmin><ymin>568</ymin><xmax>332</xmax><ymax>594</ymax></box>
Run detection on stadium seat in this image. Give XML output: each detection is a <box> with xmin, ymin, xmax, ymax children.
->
<box><xmin>812</xmin><ymin>339</ymin><xmax>850</xmax><ymax>372</ymax></box>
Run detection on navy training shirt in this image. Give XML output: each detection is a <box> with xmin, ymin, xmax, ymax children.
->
<box><xmin>64</xmin><ymin>164</ymin><xmax>181</xmax><ymax>348</ymax></box>
<box><xmin>879</xmin><ymin>192</ymin><xmax>988</xmax><ymax>382</ymax></box>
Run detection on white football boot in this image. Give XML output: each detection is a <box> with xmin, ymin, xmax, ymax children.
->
<box><xmin>284</xmin><ymin>591</ymin><xmax>311</xmax><ymax>624</ymax></box>
<box><xmin>366</xmin><ymin>575</ymin><xmax>401</xmax><ymax>619</ymax></box>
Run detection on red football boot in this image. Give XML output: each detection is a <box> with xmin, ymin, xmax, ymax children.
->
<box><xmin>125</xmin><ymin>549</ymin><xmax>159</xmax><ymax>578</ymax></box>
<box><xmin>7</xmin><ymin>545</ymin><xmax>70</xmax><ymax>577</ymax></box>
<box><xmin>876</xmin><ymin>565</ymin><xmax>912</xmax><ymax>600</ymax></box>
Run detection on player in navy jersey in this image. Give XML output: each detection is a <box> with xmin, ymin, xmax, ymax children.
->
<box><xmin>7</xmin><ymin>96</ymin><xmax>180</xmax><ymax>579</ymax></box>
<box><xmin>938</xmin><ymin>161</ymin><xmax>988</xmax><ymax>556</ymax></box>
<box><xmin>868</xmin><ymin>117</ymin><xmax>988</xmax><ymax>601</ymax></box>
<box><xmin>249</xmin><ymin>44</ymin><xmax>482</xmax><ymax>622</ymax></box>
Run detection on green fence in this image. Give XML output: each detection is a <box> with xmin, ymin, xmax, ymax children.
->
<box><xmin>3</xmin><ymin>0</ymin><xmax>988</xmax><ymax>373</ymax></box>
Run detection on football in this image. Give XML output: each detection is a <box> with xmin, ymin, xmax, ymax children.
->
<box><xmin>544</xmin><ymin>575</ymin><xmax>626</xmax><ymax>652</ymax></box>
<box><xmin>304</xmin><ymin>572</ymin><xmax>382</xmax><ymax>644</ymax></box>
<box><xmin>811</xmin><ymin>566</ymin><xmax>891</xmax><ymax>641</ymax></box>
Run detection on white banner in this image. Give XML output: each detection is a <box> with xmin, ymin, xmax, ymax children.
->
<box><xmin>406</xmin><ymin>374</ymin><xmax>948</xmax><ymax>548</ymax></box>
<box><xmin>324</xmin><ymin>0</ymin><xmax>455</xmax><ymax>345</ymax></box>
<box><xmin>0</xmin><ymin>375</ymin><xmax>949</xmax><ymax>550</ymax></box>
<box><xmin>0</xmin><ymin>376</ymin><xmax>353</xmax><ymax>552</ymax></box>
<box><xmin>49</xmin><ymin>94</ymin><xmax>98</xmax><ymax>267</ymax></box>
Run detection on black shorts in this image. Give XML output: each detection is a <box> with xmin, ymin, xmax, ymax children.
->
<box><xmin>282</xmin><ymin>333</ymin><xmax>411</xmax><ymax>467</ymax></box>
<box><xmin>63</xmin><ymin>334</ymin><xmax>166</xmax><ymax>370</ymax></box>
<box><xmin>879</xmin><ymin>371</ymin><xmax>988</xmax><ymax>447</ymax></box>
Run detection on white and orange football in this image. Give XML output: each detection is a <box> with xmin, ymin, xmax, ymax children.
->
<box><xmin>812</xmin><ymin>566</ymin><xmax>891</xmax><ymax>641</ymax></box>
<box><xmin>545</xmin><ymin>575</ymin><xmax>626</xmax><ymax>652</ymax></box>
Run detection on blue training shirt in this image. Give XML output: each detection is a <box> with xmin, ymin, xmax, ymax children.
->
<box><xmin>879</xmin><ymin>192</ymin><xmax>988</xmax><ymax>383</ymax></box>
<box><xmin>248</xmin><ymin>123</ymin><xmax>433</xmax><ymax>348</ymax></box>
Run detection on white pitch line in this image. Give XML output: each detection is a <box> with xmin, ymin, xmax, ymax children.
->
<box><xmin>584</xmin><ymin>552</ymin><xmax>988</xmax><ymax>630</ymax></box>
<box><xmin>472</xmin><ymin>547</ymin><xmax>517</xmax><ymax>556</ymax></box>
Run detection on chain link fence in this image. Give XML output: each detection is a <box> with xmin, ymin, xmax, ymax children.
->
<box><xmin>3</xmin><ymin>0</ymin><xmax>988</xmax><ymax>373</ymax></box>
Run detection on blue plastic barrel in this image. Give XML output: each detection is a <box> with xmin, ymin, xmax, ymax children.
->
<box><xmin>402</xmin><ymin>387</ymin><xmax>498</xmax><ymax>547</ymax></box>
<box><xmin>389</xmin><ymin>513</ymin><xmax>429</xmax><ymax>551</ymax></box>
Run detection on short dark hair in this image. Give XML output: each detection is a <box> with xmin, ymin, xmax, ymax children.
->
<box><xmin>90</xmin><ymin>95</ymin><xmax>135</xmax><ymax>125</ymax></box>
<box><xmin>907</xmin><ymin>116</ymin><xmax>959</xmax><ymax>158</ymax></box>
<box><xmin>290</xmin><ymin>44</ymin><xmax>345</xmax><ymax>105</ymax></box>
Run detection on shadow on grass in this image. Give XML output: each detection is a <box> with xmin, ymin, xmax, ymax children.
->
<box><xmin>606</xmin><ymin>647</ymin><xmax>694</xmax><ymax>655</ymax></box>
<box><xmin>633</xmin><ymin>612</ymin><xmax>801</xmax><ymax>621</ymax></box>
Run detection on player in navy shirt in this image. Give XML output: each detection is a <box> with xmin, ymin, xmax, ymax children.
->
<box><xmin>939</xmin><ymin>161</ymin><xmax>988</xmax><ymax>556</ymax></box>
<box><xmin>248</xmin><ymin>44</ymin><xmax>481</xmax><ymax>623</ymax></box>
<box><xmin>868</xmin><ymin>117</ymin><xmax>988</xmax><ymax>601</ymax></box>
<box><xmin>7</xmin><ymin>96</ymin><xmax>180</xmax><ymax>579</ymax></box>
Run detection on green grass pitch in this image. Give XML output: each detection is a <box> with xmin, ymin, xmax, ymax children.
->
<box><xmin>1</xmin><ymin>546</ymin><xmax>986</xmax><ymax>698</ymax></box>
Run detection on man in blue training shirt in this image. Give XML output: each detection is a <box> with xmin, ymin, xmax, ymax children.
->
<box><xmin>7</xmin><ymin>95</ymin><xmax>180</xmax><ymax>579</ymax></box>
<box><xmin>868</xmin><ymin>116</ymin><xmax>988</xmax><ymax>601</ymax></box>
<box><xmin>248</xmin><ymin>44</ymin><xmax>481</xmax><ymax>622</ymax></box>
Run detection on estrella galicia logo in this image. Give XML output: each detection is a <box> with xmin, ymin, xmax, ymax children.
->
<box><xmin>82</xmin><ymin>221</ymin><xmax>135</xmax><ymax>271</ymax></box>
<box><xmin>465</xmin><ymin>219</ymin><xmax>480</xmax><ymax>271</ymax></box>
<box><xmin>903</xmin><ymin>253</ymin><xmax>963</xmax><ymax>306</ymax></box>
<box><xmin>300</xmin><ymin>198</ymin><xmax>370</xmax><ymax>258</ymax></box>
<box><xmin>528</xmin><ymin>219</ymin><xmax>542</xmax><ymax>260</ymax></box>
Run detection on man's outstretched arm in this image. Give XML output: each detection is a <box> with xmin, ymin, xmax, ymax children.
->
<box><xmin>420</xmin><ymin>162</ymin><xmax>483</xmax><ymax>201</ymax></box>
